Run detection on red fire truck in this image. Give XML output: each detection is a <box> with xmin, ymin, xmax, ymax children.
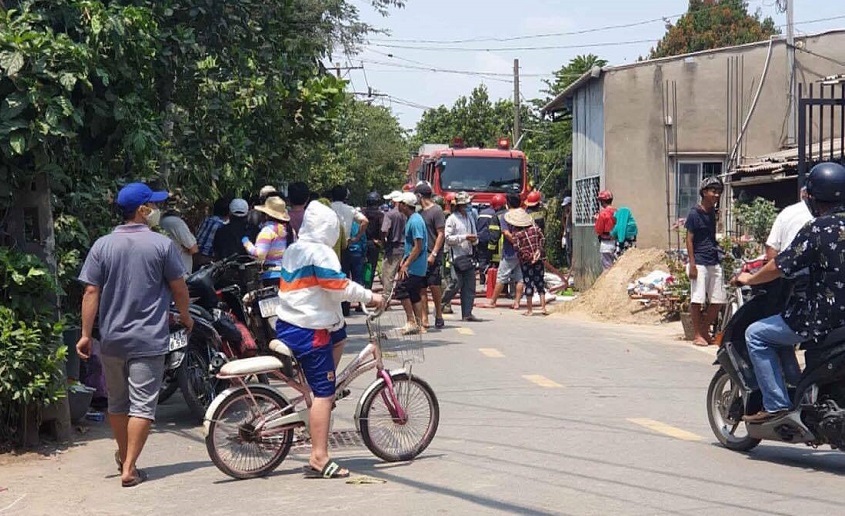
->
<box><xmin>407</xmin><ymin>138</ymin><xmax>533</xmax><ymax>205</ymax></box>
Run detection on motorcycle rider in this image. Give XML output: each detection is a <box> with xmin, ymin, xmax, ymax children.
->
<box><xmin>736</xmin><ymin>162</ymin><xmax>845</xmax><ymax>423</ymax></box>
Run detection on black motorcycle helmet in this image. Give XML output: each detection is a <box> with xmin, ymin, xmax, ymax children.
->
<box><xmin>366</xmin><ymin>191</ymin><xmax>381</xmax><ymax>206</ymax></box>
<box><xmin>805</xmin><ymin>162</ymin><xmax>845</xmax><ymax>216</ymax></box>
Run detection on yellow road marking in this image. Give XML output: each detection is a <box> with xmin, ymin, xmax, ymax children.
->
<box><xmin>479</xmin><ymin>348</ymin><xmax>505</xmax><ymax>358</ymax></box>
<box><xmin>628</xmin><ymin>418</ymin><xmax>702</xmax><ymax>441</ymax></box>
<box><xmin>456</xmin><ymin>327</ymin><xmax>475</xmax><ymax>336</ymax></box>
<box><xmin>522</xmin><ymin>375</ymin><xmax>563</xmax><ymax>388</ymax></box>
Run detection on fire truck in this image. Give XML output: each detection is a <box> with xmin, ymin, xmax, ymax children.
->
<box><xmin>407</xmin><ymin>138</ymin><xmax>533</xmax><ymax>205</ymax></box>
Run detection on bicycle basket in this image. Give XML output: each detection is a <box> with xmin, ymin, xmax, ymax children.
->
<box><xmin>372</xmin><ymin>310</ymin><xmax>425</xmax><ymax>364</ymax></box>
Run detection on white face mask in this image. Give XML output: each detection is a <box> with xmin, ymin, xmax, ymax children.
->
<box><xmin>143</xmin><ymin>207</ymin><xmax>161</xmax><ymax>227</ymax></box>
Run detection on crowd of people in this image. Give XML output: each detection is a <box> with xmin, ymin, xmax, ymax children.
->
<box><xmin>74</xmin><ymin>177</ymin><xmax>561</xmax><ymax>483</ymax></box>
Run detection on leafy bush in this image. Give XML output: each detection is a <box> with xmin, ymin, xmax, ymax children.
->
<box><xmin>735</xmin><ymin>197</ymin><xmax>778</xmax><ymax>253</ymax></box>
<box><xmin>0</xmin><ymin>248</ymin><xmax>67</xmax><ymax>444</ymax></box>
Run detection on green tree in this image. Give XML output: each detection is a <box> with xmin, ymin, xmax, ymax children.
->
<box><xmin>648</xmin><ymin>0</ymin><xmax>779</xmax><ymax>59</ymax></box>
<box><xmin>291</xmin><ymin>96</ymin><xmax>409</xmax><ymax>204</ymax></box>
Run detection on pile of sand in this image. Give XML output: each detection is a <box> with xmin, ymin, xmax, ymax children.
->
<box><xmin>555</xmin><ymin>248</ymin><xmax>672</xmax><ymax>325</ymax></box>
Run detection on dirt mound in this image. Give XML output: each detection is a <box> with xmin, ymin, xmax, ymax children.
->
<box><xmin>555</xmin><ymin>248</ymin><xmax>671</xmax><ymax>325</ymax></box>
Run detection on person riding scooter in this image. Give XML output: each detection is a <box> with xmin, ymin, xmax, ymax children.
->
<box><xmin>735</xmin><ymin>162</ymin><xmax>845</xmax><ymax>423</ymax></box>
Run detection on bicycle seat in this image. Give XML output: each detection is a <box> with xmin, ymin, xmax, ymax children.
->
<box><xmin>219</xmin><ymin>356</ymin><xmax>284</xmax><ymax>376</ymax></box>
<box><xmin>269</xmin><ymin>339</ymin><xmax>293</xmax><ymax>358</ymax></box>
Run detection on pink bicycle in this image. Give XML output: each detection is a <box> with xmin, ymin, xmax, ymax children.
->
<box><xmin>202</xmin><ymin>298</ymin><xmax>439</xmax><ymax>479</ymax></box>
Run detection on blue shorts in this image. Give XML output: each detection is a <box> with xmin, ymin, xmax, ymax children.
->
<box><xmin>275</xmin><ymin>321</ymin><xmax>347</xmax><ymax>398</ymax></box>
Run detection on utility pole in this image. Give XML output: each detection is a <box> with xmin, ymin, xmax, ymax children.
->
<box><xmin>513</xmin><ymin>58</ymin><xmax>521</xmax><ymax>144</ymax></box>
<box><xmin>785</xmin><ymin>0</ymin><xmax>796</xmax><ymax>147</ymax></box>
<box><xmin>334</xmin><ymin>62</ymin><xmax>363</xmax><ymax>78</ymax></box>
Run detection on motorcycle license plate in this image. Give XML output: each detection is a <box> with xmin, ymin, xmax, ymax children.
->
<box><xmin>169</xmin><ymin>329</ymin><xmax>189</xmax><ymax>351</ymax></box>
<box><xmin>258</xmin><ymin>296</ymin><xmax>282</xmax><ymax>318</ymax></box>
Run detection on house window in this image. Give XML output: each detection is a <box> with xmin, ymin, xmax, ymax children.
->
<box><xmin>677</xmin><ymin>161</ymin><xmax>722</xmax><ymax>218</ymax></box>
<box><xmin>575</xmin><ymin>176</ymin><xmax>600</xmax><ymax>226</ymax></box>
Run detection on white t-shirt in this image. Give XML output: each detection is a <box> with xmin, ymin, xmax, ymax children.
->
<box><xmin>330</xmin><ymin>201</ymin><xmax>367</xmax><ymax>239</ymax></box>
<box><xmin>766</xmin><ymin>201</ymin><xmax>813</xmax><ymax>253</ymax></box>
<box><xmin>160</xmin><ymin>215</ymin><xmax>197</xmax><ymax>274</ymax></box>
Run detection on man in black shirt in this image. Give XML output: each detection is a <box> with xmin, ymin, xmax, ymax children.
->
<box><xmin>737</xmin><ymin>162</ymin><xmax>845</xmax><ymax>423</ymax></box>
<box><xmin>685</xmin><ymin>177</ymin><xmax>726</xmax><ymax>347</ymax></box>
<box><xmin>213</xmin><ymin>198</ymin><xmax>250</xmax><ymax>259</ymax></box>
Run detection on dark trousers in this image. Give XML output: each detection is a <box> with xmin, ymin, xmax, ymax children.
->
<box><xmin>441</xmin><ymin>266</ymin><xmax>477</xmax><ymax>318</ymax></box>
<box><xmin>365</xmin><ymin>242</ymin><xmax>380</xmax><ymax>289</ymax></box>
<box><xmin>477</xmin><ymin>247</ymin><xmax>492</xmax><ymax>284</ymax></box>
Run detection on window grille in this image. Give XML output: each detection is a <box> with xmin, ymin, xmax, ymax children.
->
<box><xmin>575</xmin><ymin>176</ymin><xmax>600</xmax><ymax>226</ymax></box>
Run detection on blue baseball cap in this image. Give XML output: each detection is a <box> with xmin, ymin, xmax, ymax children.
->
<box><xmin>116</xmin><ymin>183</ymin><xmax>169</xmax><ymax>213</ymax></box>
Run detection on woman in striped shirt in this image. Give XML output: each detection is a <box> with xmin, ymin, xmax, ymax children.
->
<box><xmin>242</xmin><ymin>196</ymin><xmax>293</xmax><ymax>285</ymax></box>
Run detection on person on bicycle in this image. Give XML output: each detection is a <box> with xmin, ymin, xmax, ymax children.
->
<box><xmin>736</xmin><ymin>162</ymin><xmax>845</xmax><ymax>423</ymax></box>
<box><xmin>275</xmin><ymin>201</ymin><xmax>385</xmax><ymax>478</ymax></box>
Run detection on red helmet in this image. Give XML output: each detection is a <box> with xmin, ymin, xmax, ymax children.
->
<box><xmin>597</xmin><ymin>190</ymin><xmax>613</xmax><ymax>202</ymax></box>
<box><xmin>402</xmin><ymin>184</ymin><xmax>413</xmax><ymax>192</ymax></box>
<box><xmin>525</xmin><ymin>191</ymin><xmax>542</xmax><ymax>207</ymax></box>
<box><xmin>491</xmin><ymin>194</ymin><xmax>506</xmax><ymax>210</ymax></box>
<box><xmin>444</xmin><ymin>192</ymin><xmax>456</xmax><ymax>205</ymax></box>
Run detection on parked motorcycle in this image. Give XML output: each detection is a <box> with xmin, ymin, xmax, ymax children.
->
<box><xmin>707</xmin><ymin>277</ymin><xmax>845</xmax><ymax>452</ymax></box>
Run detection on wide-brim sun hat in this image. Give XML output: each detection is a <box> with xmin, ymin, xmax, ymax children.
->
<box><xmin>504</xmin><ymin>208</ymin><xmax>534</xmax><ymax>228</ymax></box>
<box><xmin>255</xmin><ymin>196</ymin><xmax>290</xmax><ymax>221</ymax></box>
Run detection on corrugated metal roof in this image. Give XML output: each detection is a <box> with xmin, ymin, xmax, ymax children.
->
<box><xmin>735</xmin><ymin>138</ymin><xmax>844</xmax><ymax>175</ymax></box>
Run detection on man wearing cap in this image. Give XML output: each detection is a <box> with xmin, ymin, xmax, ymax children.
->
<box><xmin>213</xmin><ymin>198</ymin><xmax>250</xmax><ymax>259</ymax></box>
<box><xmin>76</xmin><ymin>183</ymin><xmax>193</xmax><ymax>488</ymax></box>
<box><xmin>381</xmin><ymin>190</ymin><xmax>407</xmax><ymax>298</ymax></box>
<box><xmin>415</xmin><ymin>182</ymin><xmax>446</xmax><ymax>329</ymax></box>
<box><xmin>194</xmin><ymin>197</ymin><xmax>230</xmax><ymax>268</ymax></box>
<box><xmin>441</xmin><ymin>192</ymin><xmax>481</xmax><ymax>322</ymax></box>
<box><xmin>394</xmin><ymin>192</ymin><xmax>428</xmax><ymax>333</ymax></box>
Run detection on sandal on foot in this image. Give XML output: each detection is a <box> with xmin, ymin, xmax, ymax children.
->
<box><xmin>121</xmin><ymin>469</ymin><xmax>147</xmax><ymax>488</ymax></box>
<box><xmin>434</xmin><ymin>317</ymin><xmax>445</xmax><ymax>329</ymax></box>
<box><xmin>303</xmin><ymin>461</ymin><xmax>350</xmax><ymax>479</ymax></box>
<box><xmin>114</xmin><ymin>450</ymin><xmax>122</xmax><ymax>473</ymax></box>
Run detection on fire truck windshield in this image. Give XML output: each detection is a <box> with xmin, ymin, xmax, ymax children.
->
<box><xmin>438</xmin><ymin>157</ymin><xmax>523</xmax><ymax>193</ymax></box>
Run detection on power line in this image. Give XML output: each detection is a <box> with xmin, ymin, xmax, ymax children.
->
<box><xmin>366</xmin><ymin>0</ymin><xmax>769</xmax><ymax>45</ymax></box>
<box><xmin>364</xmin><ymin>14</ymin><xmax>845</xmax><ymax>53</ymax></box>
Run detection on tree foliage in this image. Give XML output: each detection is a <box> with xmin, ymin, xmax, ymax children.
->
<box><xmin>290</xmin><ymin>96</ymin><xmax>409</xmax><ymax>204</ymax></box>
<box><xmin>412</xmin><ymin>85</ymin><xmax>519</xmax><ymax>150</ymax></box>
<box><xmin>648</xmin><ymin>0</ymin><xmax>779</xmax><ymax>59</ymax></box>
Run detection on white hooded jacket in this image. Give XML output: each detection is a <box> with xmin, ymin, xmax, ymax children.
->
<box><xmin>275</xmin><ymin>202</ymin><xmax>372</xmax><ymax>331</ymax></box>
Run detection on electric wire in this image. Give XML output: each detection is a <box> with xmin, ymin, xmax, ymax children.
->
<box><xmin>366</xmin><ymin>0</ymin><xmax>769</xmax><ymax>45</ymax></box>
<box><xmin>364</xmin><ymin>14</ymin><xmax>845</xmax><ymax>53</ymax></box>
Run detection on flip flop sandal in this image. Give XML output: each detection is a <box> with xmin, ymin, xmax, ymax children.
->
<box><xmin>303</xmin><ymin>461</ymin><xmax>350</xmax><ymax>479</ymax></box>
<box><xmin>434</xmin><ymin>318</ymin><xmax>445</xmax><ymax>329</ymax></box>
<box><xmin>121</xmin><ymin>469</ymin><xmax>148</xmax><ymax>488</ymax></box>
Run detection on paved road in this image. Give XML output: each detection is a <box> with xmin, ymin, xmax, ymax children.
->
<box><xmin>2</xmin><ymin>309</ymin><xmax>845</xmax><ymax>515</ymax></box>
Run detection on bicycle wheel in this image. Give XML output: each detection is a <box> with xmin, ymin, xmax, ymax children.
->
<box><xmin>205</xmin><ymin>385</ymin><xmax>295</xmax><ymax>479</ymax></box>
<box><xmin>359</xmin><ymin>373</ymin><xmax>439</xmax><ymax>462</ymax></box>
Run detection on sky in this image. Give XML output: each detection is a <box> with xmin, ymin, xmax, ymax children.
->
<box><xmin>338</xmin><ymin>0</ymin><xmax>845</xmax><ymax>130</ymax></box>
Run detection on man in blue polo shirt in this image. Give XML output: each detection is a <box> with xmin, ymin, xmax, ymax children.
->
<box><xmin>77</xmin><ymin>183</ymin><xmax>193</xmax><ymax>488</ymax></box>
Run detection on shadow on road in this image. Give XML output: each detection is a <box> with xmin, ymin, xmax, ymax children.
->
<box><xmin>743</xmin><ymin>444</ymin><xmax>845</xmax><ymax>475</ymax></box>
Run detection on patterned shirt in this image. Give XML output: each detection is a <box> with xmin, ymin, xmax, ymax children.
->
<box><xmin>512</xmin><ymin>225</ymin><xmax>546</xmax><ymax>265</ymax></box>
<box><xmin>776</xmin><ymin>212</ymin><xmax>845</xmax><ymax>338</ymax></box>
<box><xmin>243</xmin><ymin>221</ymin><xmax>287</xmax><ymax>267</ymax></box>
<box><xmin>195</xmin><ymin>215</ymin><xmax>225</xmax><ymax>256</ymax></box>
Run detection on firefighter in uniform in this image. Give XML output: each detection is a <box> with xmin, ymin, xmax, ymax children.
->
<box><xmin>477</xmin><ymin>194</ymin><xmax>506</xmax><ymax>286</ymax></box>
<box><xmin>524</xmin><ymin>190</ymin><xmax>546</xmax><ymax>232</ymax></box>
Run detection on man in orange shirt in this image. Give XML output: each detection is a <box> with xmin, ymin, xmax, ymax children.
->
<box><xmin>594</xmin><ymin>190</ymin><xmax>617</xmax><ymax>271</ymax></box>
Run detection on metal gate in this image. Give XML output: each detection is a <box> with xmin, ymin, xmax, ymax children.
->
<box><xmin>797</xmin><ymin>81</ymin><xmax>845</xmax><ymax>187</ymax></box>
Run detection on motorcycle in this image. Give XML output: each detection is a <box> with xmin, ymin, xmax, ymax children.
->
<box><xmin>707</xmin><ymin>277</ymin><xmax>845</xmax><ymax>452</ymax></box>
